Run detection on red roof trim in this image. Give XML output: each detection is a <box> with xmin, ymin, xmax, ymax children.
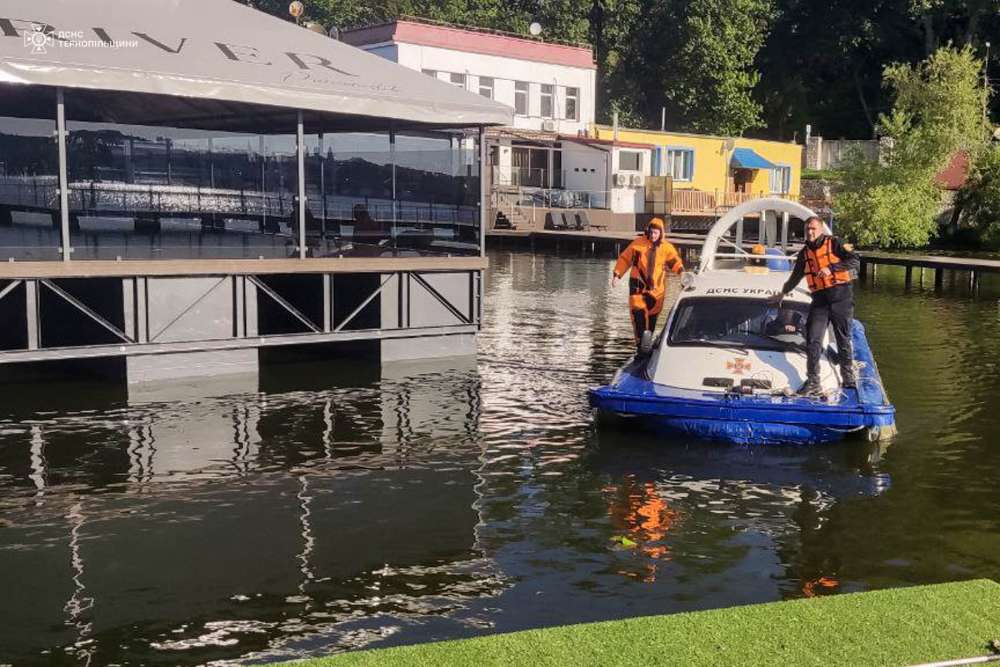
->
<box><xmin>343</xmin><ymin>21</ymin><xmax>596</xmax><ymax>70</ymax></box>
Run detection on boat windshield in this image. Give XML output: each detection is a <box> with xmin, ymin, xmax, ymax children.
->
<box><xmin>668</xmin><ymin>297</ymin><xmax>809</xmax><ymax>352</ymax></box>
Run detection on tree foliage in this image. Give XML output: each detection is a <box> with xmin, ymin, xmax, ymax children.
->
<box><xmin>619</xmin><ymin>0</ymin><xmax>774</xmax><ymax>135</ymax></box>
<box><xmin>244</xmin><ymin>0</ymin><xmax>1000</xmax><ymax>142</ymax></box>
<box><xmin>243</xmin><ymin>0</ymin><xmax>769</xmax><ymax>135</ymax></box>
<box><xmin>836</xmin><ymin>46</ymin><xmax>989</xmax><ymax>247</ymax></box>
<box><xmin>955</xmin><ymin>145</ymin><xmax>1000</xmax><ymax>247</ymax></box>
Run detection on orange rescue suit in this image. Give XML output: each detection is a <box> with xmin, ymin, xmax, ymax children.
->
<box><xmin>804</xmin><ymin>237</ymin><xmax>852</xmax><ymax>292</ymax></box>
<box><xmin>613</xmin><ymin>219</ymin><xmax>683</xmax><ymax>340</ymax></box>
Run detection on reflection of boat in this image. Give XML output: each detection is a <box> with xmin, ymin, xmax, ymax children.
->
<box><xmin>589</xmin><ymin>198</ymin><xmax>896</xmax><ymax>445</ymax></box>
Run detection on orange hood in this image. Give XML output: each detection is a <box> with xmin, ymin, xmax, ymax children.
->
<box><xmin>646</xmin><ymin>218</ymin><xmax>666</xmax><ymax>240</ymax></box>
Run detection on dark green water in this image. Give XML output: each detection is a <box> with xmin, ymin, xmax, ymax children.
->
<box><xmin>1</xmin><ymin>250</ymin><xmax>999</xmax><ymax>666</ymax></box>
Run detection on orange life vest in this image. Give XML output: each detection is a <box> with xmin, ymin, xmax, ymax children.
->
<box><xmin>804</xmin><ymin>237</ymin><xmax>852</xmax><ymax>292</ymax></box>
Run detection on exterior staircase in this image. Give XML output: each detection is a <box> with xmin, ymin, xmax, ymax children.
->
<box><xmin>490</xmin><ymin>190</ymin><xmax>535</xmax><ymax>230</ymax></box>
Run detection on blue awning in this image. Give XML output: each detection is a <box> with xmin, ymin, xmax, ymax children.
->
<box><xmin>731</xmin><ymin>148</ymin><xmax>777</xmax><ymax>170</ymax></box>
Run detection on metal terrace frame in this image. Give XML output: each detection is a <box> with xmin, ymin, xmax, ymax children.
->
<box><xmin>0</xmin><ymin>266</ymin><xmax>481</xmax><ymax>364</ymax></box>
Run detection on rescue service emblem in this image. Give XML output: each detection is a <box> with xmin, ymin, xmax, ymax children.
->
<box><xmin>726</xmin><ymin>358</ymin><xmax>752</xmax><ymax>375</ymax></box>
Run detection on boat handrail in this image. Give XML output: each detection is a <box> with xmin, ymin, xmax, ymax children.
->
<box><xmin>698</xmin><ymin>197</ymin><xmax>818</xmax><ymax>274</ymax></box>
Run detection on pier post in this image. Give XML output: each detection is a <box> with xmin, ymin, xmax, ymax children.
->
<box><xmin>25</xmin><ymin>280</ymin><xmax>39</xmax><ymax>350</ymax></box>
<box><xmin>56</xmin><ymin>88</ymin><xmax>71</xmax><ymax>262</ymax></box>
<box><xmin>904</xmin><ymin>266</ymin><xmax>913</xmax><ymax>289</ymax></box>
<box><xmin>934</xmin><ymin>268</ymin><xmax>944</xmax><ymax>290</ymax></box>
<box><xmin>296</xmin><ymin>110</ymin><xmax>307</xmax><ymax>260</ymax></box>
<box><xmin>859</xmin><ymin>260</ymin><xmax>867</xmax><ymax>283</ymax></box>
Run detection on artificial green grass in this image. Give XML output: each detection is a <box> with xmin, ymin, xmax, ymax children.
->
<box><xmin>272</xmin><ymin>579</ymin><xmax>1000</xmax><ymax>667</ymax></box>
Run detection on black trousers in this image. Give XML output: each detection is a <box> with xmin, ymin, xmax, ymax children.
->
<box><xmin>805</xmin><ymin>284</ymin><xmax>854</xmax><ymax>381</ymax></box>
<box><xmin>631</xmin><ymin>308</ymin><xmax>659</xmax><ymax>343</ymax></box>
<box><xmin>630</xmin><ymin>291</ymin><xmax>659</xmax><ymax>344</ymax></box>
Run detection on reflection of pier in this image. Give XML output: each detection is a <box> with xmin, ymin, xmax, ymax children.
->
<box><xmin>0</xmin><ymin>361</ymin><xmax>494</xmax><ymax>664</ymax></box>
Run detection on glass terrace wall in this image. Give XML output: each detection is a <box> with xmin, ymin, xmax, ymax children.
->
<box><xmin>304</xmin><ymin>128</ymin><xmax>481</xmax><ymax>258</ymax></box>
<box><xmin>0</xmin><ymin>92</ymin><xmax>482</xmax><ymax>261</ymax></box>
<box><xmin>0</xmin><ymin>115</ymin><xmax>62</xmax><ymax>260</ymax></box>
<box><xmin>65</xmin><ymin>120</ymin><xmax>299</xmax><ymax>260</ymax></box>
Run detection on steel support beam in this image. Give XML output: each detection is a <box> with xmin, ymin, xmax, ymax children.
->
<box><xmin>0</xmin><ymin>279</ymin><xmax>22</xmax><ymax>303</ymax></box>
<box><xmin>248</xmin><ymin>275</ymin><xmax>320</xmax><ymax>333</ymax></box>
<box><xmin>56</xmin><ymin>88</ymin><xmax>72</xmax><ymax>261</ymax></box>
<box><xmin>0</xmin><ymin>324</ymin><xmax>477</xmax><ymax>365</ymax></box>
<box><xmin>296</xmin><ymin>110</ymin><xmax>307</xmax><ymax>260</ymax></box>
<box><xmin>390</xmin><ymin>125</ymin><xmax>397</xmax><ymax>234</ymax></box>
<box><xmin>25</xmin><ymin>280</ymin><xmax>39</xmax><ymax>350</ymax></box>
<box><xmin>335</xmin><ymin>273</ymin><xmax>394</xmax><ymax>332</ymax></box>
<box><xmin>41</xmin><ymin>279</ymin><xmax>131</xmax><ymax>342</ymax></box>
<box><xmin>479</xmin><ymin>126</ymin><xmax>487</xmax><ymax>258</ymax></box>
<box><xmin>322</xmin><ymin>274</ymin><xmax>332</xmax><ymax>332</ymax></box>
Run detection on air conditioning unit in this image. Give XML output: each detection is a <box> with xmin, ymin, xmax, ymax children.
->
<box><xmin>614</xmin><ymin>173</ymin><xmax>628</xmax><ymax>187</ymax></box>
<box><xmin>630</xmin><ymin>173</ymin><xmax>645</xmax><ymax>187</ymax></box>
<box><xmin>541</xmin><ymin>119</ymin><xmax>557</xmax><ymax>132</ymax></box>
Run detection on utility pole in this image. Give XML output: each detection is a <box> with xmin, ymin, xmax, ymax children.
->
<box><xmin>984</xmin><ymin>41</ymin><xmax>991</xmax><ymax>139</ymax></box>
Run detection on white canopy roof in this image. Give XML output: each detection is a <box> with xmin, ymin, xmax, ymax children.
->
<box><xmin>0</xmin><ymin>0</ymin><xmax>513</xmax><ymax>130</ymax></box>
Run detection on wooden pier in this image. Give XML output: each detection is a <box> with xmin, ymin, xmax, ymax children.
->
<box><xmin>858</xmin><ymin>251</ymin><xmax>1000</xmax><ymax>291</ymax></box>
<box><xmin>487</xmin><ymin>229</ymin><xmax>1000</xmax><ymax>293</ymax></box>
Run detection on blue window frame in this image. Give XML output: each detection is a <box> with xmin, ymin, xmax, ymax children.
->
<box><xmin>664</xmin><ymin>147</ymin><xmax>694</xmax><ymax>181</ymax></box>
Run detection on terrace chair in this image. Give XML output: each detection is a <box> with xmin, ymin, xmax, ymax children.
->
<box><xmin>574</xmin><ymin>210</ymin><xmax>591</xmax><ymax>231</ymax></box>
<box><xmin>544</xmin><ymin>212</ymin><xmax>557</xmax><ymax>230</ymax></box>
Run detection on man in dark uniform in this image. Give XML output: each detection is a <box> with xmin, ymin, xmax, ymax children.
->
<box><xmin>769</xmin><ymin>216</ymin><xmax>860</xmax><ymax>395</ymax></box>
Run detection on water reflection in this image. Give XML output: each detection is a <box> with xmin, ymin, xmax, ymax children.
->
<box><xmin>0</xmin><ymin>359</ymin><xmax>498</xmax><ymax>666</ymax></box>
<box><xmin>2</xmin><ymin>251</ymin><xmax>1000</xmax><ymax>666</ymax></box>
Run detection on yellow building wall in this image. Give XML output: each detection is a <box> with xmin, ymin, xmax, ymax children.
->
<box><xmin>591</xmin><ymin>126</ymin><xmax>803</xmax><ymax>197</ymax></box>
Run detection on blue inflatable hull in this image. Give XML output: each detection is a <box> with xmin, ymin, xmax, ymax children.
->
<box><xmin>589</xmin><ymin>321</ymin><xmax>895</xmax><ymax>445</ymax></box>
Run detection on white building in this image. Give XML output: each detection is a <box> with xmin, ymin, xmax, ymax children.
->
<box><xmin>341</xmin><ymin>18</ymin><xmax>596</xmax><ymax>136</ymax></box>
<box><xmin>343</xmin><ymin>19</ymin><xmax>647</xmax><ymax>221</ymax></box>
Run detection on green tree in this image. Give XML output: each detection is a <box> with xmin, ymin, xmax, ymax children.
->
<box><xmin>954</xmin><ymin>145</ymin><xmax>1000</xmax><ymax>247</ymax></box>
<box><xmin>622</xmin><ymin>0</ymin><xmax>774</xmax><ymax>135</ymax></box>
<box><xmin>835</xmin><ymin>46</ymin><xmax>989</xmax><ymax>247</ymax></box>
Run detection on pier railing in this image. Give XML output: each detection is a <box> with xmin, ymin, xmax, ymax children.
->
<box><xmin>670</xmin><ymin>189</ymin><xmax>793</xmax><ymax>215</ymax></box>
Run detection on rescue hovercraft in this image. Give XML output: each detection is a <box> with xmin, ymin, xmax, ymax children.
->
<box><xmin>589</xmin><ymin>198</ymin><xmax>896</xmax><ymax>445</ymax></box>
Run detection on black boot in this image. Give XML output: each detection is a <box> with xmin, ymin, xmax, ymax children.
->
<box><xmin>639</xmin><ymin>330</ymin><xmax>653</xmax><ymax>355</ymax></box>
<box><xmin>797</xmin><ymin>377</ymin><xmax>823</xmax><ymax>396</ymax></box>
<box><xmin>840</xmin><ymin>363</ymin><xmax>857</xmax><ymax>389</ymax></box>
<box><xmin>839</xmin><ymin>349</ymin><xmax>857</xmax><ymax>389</ymax></box>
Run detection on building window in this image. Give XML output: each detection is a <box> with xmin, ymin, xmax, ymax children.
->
<box><xmin>421</xmin><ymin>69</ymin><xmax>436</xmax><ymax>78</ymax></box>
<box><xmin>565</xmin><ymin>87</ymin><xmax>578</xmax><ymax>121</ymax></box>
<box><xmin>540</xmin><ymin>84</ymin><xmax>553</xmax><ymax>118</ymax></box>
<box><xmin>514</xmin><ymin>81</ymin><xmax>529</xmax><ymax>115</ymax></box>
<box><xmin>449</xmin><ymin>72</ymin><xmax>466</xmax><ymax>89</ymax></box>
<box><xmin>618</xmin><ymin>150</ymin><xmax>641</xmax><ymax>171</ymax></box>
<box><xmin>665</xmin><ymin>147</ymin><xmax>694</xmax><ymax>181</ymax></box>
<box><xmin>770</xmin><ymin>165</ymin><xmax>792</xmax><ymax>193</ymax></box>
<box><xmin>478</xmin><ymin>76</ymin><xmax>494</xmax><ymax>99</ymax></box>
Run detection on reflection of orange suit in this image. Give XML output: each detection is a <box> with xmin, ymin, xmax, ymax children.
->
<box><xmin>605</xmin><ymin>476</ymin><xmax>677</xmax><ymax>582</ymax></box>
<box><xmin>612</xmin><ymin>218</ymin><xmax>683</xmax><ymax>343</ymax></box>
